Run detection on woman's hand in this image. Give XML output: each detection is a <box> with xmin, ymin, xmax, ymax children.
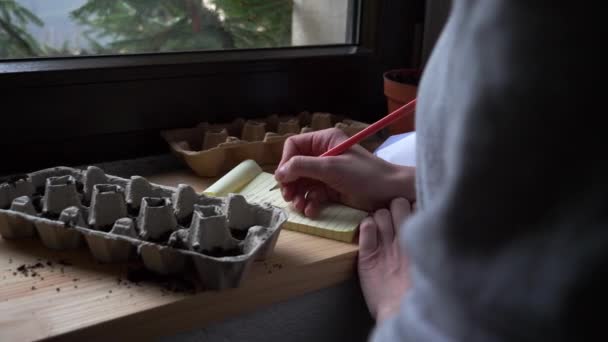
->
<box><xmin>358</xmin><ymin>198</ymin><xmax>412</xmax><ymax>322</ymax></box>
<box><xmin>275</xmin><ymin>128</ymin><xmax>416</xmax><ymax>217</ymax></box>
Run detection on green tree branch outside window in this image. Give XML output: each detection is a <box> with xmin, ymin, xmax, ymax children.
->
<box><xmin>0</xmin><ymin>0</ymin><xmax>44</xmax><ymax>58</ymax></box>
<box><xmin>0</xmin><ymin>0</ymin><xmax>293</xmax><ymax>59</ymax></box>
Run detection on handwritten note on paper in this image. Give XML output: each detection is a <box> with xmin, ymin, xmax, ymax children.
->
<box><xmin>238</xmin><ymin>172</ymin><xmax>368</xmax><ymax>242</ymax></box>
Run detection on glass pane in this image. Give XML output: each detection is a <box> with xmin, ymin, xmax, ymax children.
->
<box><xmin>0</xmin><ymin>0</ymin><xmax>357</xmax><ymax>60</ymax></box>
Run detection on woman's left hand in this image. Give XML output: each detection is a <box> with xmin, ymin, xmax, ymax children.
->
<box><xmin>358</xmin><ymin>197</ymin><xmax>413</xmax><ymax>322</ymax></box>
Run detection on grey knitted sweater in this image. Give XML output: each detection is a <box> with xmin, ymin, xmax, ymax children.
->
<box><xmin>373</xmin><ymin>1</ymin><xmax>604</xmax><ymax>341</ymax></box>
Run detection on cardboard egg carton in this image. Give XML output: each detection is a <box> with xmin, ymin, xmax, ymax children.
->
<box><xmin>161</xmin><ymin>112</ymin><xmax>382</xmax><ymax>177</ymax></box>
<box><xmin>0</xmin><ymin>166</ymin><xmax>287</xmax><ymax>290</ymax></box>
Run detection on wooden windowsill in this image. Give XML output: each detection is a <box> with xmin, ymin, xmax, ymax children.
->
<box><xmin>0</xmin><ymin>169</ymin><xmax>359</xmax><ymax>341</ymax></box>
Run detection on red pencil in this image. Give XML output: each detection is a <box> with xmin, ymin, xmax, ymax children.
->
<box><xmin>270</xmin><ymin>98</ymin><xmax>417</xmax><ymax>191</ymax></box>
<box><xmin>320</xmin><ymin>98</ymin><xmax>417</xmax><ymax>157</ymax></box>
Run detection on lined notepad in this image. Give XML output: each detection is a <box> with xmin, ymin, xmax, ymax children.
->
<box><xmin>205</xmin><ymin>160</ymin><xmax>367</xmax><ymax>242</ymax></box>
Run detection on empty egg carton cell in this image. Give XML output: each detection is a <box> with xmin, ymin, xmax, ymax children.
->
<box><xmin>83</xmin><ymin>215</ymin><xmax>136</xmax><ymax>264</ymax></box>
<box><xmin>188</xmin><ymin>205</ymin><xmax>239</xmax><ymax>255</ymax></box>
<box><xmin>168</xmin><ymin>205</ymin><xmax>224</xmax><ymax>250</ymax></box>
<box><xmin>126</xmin><ymin>176</ymin><xmax>168</xmax><ymax>213</ymax></box>
<box><xmin>110</xmin><ymin>217</ymin><xmax>138</xmax><ymax>238</ymax></box>
<box><xmin>0</xmin><ymin>175</ymin><xmax>35</xmax><ymax>209</ymax></box>
<box><xmin>36</xmin><ymin>206</ymin><xmax>84</xmax><ymax>250</ymax></box>
<box><xmin>227</xmin><ymin>194</ymin><xmax>271</xmax><ymax>232</ymax></box>
<box><xmin>0</xmin><ymin>196</ymin><xmax>37</xmax><ymax>239</ymax></box>
<box><xmin>203</xmin><ymin>128</ymin><xmax>229</xmax><ymax>150</ymax></box>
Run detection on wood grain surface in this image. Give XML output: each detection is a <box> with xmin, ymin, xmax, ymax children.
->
<box><xmin>0</xmin><ymin>169</ymin><xmax>360</xmax><ymax>341</ymax></box>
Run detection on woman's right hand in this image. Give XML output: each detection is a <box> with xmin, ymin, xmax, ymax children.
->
<box><xmin>275</xmin><ymin>128</ymin><xmax>416</xmax><ymax>217</ymax></box>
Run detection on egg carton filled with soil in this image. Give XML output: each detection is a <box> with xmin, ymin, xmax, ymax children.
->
<box><xmin>0</xmin><ymin>166</ymin><xmax>287</xmax><ymax>289</ymax></box>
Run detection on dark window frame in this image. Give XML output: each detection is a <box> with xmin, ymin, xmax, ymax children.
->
<box><xmin>0</xmin><ymin>0</ymin><xmax>425</xmax><ymax>174</ymax></box>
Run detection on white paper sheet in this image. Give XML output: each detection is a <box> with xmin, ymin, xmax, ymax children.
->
<box><xmin>374</xmin><ymin>132</ymin><xmax>417</xmax><ymax>167</ymax></box>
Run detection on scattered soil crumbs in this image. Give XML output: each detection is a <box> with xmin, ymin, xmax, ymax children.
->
<box><xmin>6</xmin><ymin>257</ymin><xmax>206</xmax><ymax>296</ymax></box>
<box><xmin>9</xmin><ymin>258</ymin><xmax>76</xmax><ymax>281</ymax></box>
<box><xmin>262</xmin><ymin>262</ymin><xmax>284</xmax><ymax>275</ymax></box>
<box><xmin>15</xmin><ymin>262</ymin><xmax>44</xmax><ymax>277</ymax></box>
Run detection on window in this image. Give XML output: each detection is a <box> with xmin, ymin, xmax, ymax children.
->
<box><xmin>1</xmin><ymin>0</ymin><xmax>425</xmax><ymax>175</ymax></box>
<box><xmin>1</xmin><ymin>0</ymin><xmax>357</xmax><ymax>60</ymax></box>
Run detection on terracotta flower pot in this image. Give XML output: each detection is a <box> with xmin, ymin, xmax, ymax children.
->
<box><xmin>383</xmin><ymin>68</ymin><xmax>420</xmax><ymax>134</ymax></box>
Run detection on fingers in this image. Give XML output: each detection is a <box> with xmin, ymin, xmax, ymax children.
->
<box><xmin>359</xmin><ymin>216</ymin><xmax>379</xmax><ymax>255</ymax></box>
<box><xmin>279</xmin><ymin>134</ymin><xmax>306</xmax><ymax>168</ymax></box>
<box><xmin>290</xmin><ymin>181</ymin><xmax>310</xmax><ymax>212</ymax></box>
<box><xmin>292</xmin><ymin>194</ymin><xmax>307</xmax><ymax>213</ymax></box>
<box><xmin>275</xmin><ymin>129</ymin><xmax>352</xmax><ymax>216</ymax></box>
<box><xmin>275</xmin><ymin>129</ymin><xmax>349</xmax><ymax>204</ymax></box>
<box><xmin>370</xmin><ymin>199</ymin><xmax>413</xmax><ymax>247</ymax></box>
<box><xmin>374</xmin><ymin>209</ymin><xmax>394</xmax><ymax>246</ymax></box>
<box><xmin>370</xmin><ymin>198</ymin><xmax>412</xmax><ymax>246</ymax></box>
<box><xmin>390</xmin><ymin>198</ymin><xmax>412</xmax><ymax>230</ymax></box>
<box><xmin>303</xmin><ymin>183</ymin><xmax>328</xmax><ymax>218</ymax></box>
<box><xmin>275</xmin><ymin>155</ymin><xmax>333</xmax><ymax>184</ymax></box>
<box><xmin>304</xmin><ymin>200</ymin><xmax>320</xmax><ymax>218</ymax></box>
<box><xmin>281</xmin><ymin>183</ymin><xmax>297</xmax><ymax>201</ymax></box>
<box><xmin>288</xmin><ymin>181</ymin><xmax>329</xmax><ymax>217</ymax></box>
<box><xmin>278</xmin><ymin>128</ymin><xmax>348</xmax><ymax>168</ymax></box>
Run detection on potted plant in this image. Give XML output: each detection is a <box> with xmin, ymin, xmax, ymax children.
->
<box><xmin>383</xmin><ymin>68</ymin><xmax>421</xmax><ymax>134</ymax></box>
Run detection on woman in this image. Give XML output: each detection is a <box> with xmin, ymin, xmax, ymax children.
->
<box><xmin>274</xmin><ymin>1</ymin><xmax>603</xmax><ymax>341</ymax></box>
